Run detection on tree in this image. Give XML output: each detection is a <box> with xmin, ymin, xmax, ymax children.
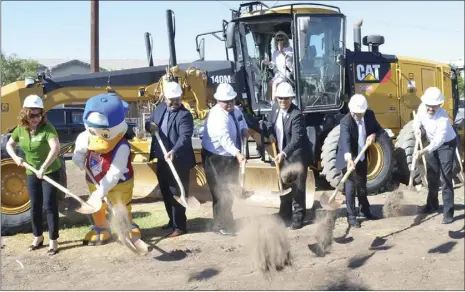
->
<box><xmin>1</xmin><ymin>53</ymin><xmax>39</xmax><ymax>86</ymax></box>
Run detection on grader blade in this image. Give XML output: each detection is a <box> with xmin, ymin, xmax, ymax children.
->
<box><xmin>131</xmin><ymin>162</ymin><xmax>160</xmax><ymax>199</ymax></box>
<box><xmin>241</xmin><ymin>163</ymin><xmax>315</xmax><ymax>209</ymax></box>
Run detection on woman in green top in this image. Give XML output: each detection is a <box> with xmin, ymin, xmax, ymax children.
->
<box><xmin>6</xmin><ymin>95</ymin><xmax>61</xmax><ymax>256</ymax></box>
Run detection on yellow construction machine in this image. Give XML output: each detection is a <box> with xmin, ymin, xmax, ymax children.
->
<box><xmin>210</xmin><ymin>1</ymin><xmax>462</xmax><ymax>191</ymax></box>
<box><xmin>2</xmin><ymin>3</ymin><xmax>462</xmax><ymax>235</ymax></box>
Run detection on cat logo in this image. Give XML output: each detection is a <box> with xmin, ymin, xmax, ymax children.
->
<box><xmin>356</xmin><ymin>64</ymin><xmax>381</xmax><ymax>82</ymax></box>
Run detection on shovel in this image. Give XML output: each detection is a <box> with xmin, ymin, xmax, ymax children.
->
<box><xmin>271</xmin><ymin>141</ymin><xmax>292</xmax><ymax>196</ymax></box>
<box><xmin>456</xmin><ymin>147</ymin><xmax>464</xmax><ymax>184</ymax></box>
<box><xmin>320</xmin><ymin>142</ymin><xmax>371</xmax><ymax>211</ymax></box>
<box><xmin>22</xmin><ymin>162</ymin><xmax>100</xmax><ymax>214</ymax></box>
<box><xmin>85</xmin><ymin>167</ymin><xmax>148</xmax><ymax>255</ymax></box>
<box><xmin>152</xmin><ymin>126</ymin><xmax>200</xmax><ymax>210</ymax></box>
<box><xmin>412</xmin><ymin>111</ymin><xmax>428</xmax><ymax>186</ymax></box>
<box><xmin>239</xmin><ymin>136</ymin><xmax>254</xmax><ymax>198</ymax></box>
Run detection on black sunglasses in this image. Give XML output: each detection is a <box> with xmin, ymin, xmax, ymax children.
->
<box><xmin>277</xmin><ymin>96</ymin><xmax>290</xmax><ymax>100</ymax></box>
<box><xmin>28</xmin><ymin>113</ymin><xmax>43</xmax><ymax>119</ymax></box>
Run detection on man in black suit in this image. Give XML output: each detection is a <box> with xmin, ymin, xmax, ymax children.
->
<box><xmin>336</xmin><ymin>94</ymin><xmax>384</xmax><ymax>228</ymax></box>
<box><xmin>264</xmin><ymin>82</ymin><xmax>311</xmax><ymax>229</ymax></box>
<box><xmin>145</xmin><ymin>81</ymin><xmax>196</xmax><ymax>237</ymax></box>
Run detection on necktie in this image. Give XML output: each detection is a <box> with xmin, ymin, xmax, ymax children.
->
<box><xmin>161</xmin><ymin>110</ymin><xmax>172</xmax><ymax>136</ymax></box>
<box><xmin>229</xmin><ymin>112</ymin><xmax>241</xmax><ymax>150</ymax></box>
<box><xmin>358</xmin><ymin>120</ymin><xmax>365</xmax><ymax>161</ymax></box>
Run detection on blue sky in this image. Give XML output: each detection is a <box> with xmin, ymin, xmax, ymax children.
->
<box><xmin>1</xmin><ymin>1</ymin><xmax>464</xmax><ymax>63</ymax></box>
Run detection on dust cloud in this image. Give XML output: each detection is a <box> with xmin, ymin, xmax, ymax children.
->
<box><xmin>383</xmin><ymin>190</ymin><xmax>407</xmax><ymax>218</ymax></box>
<box><xmin>309</xmin><ymin>210</ymin><xmax>337</xmax><ymax>257</ymax></box>
<box><xmin>238</xmin><ymin>214</ymin><xmax>291</xmax><ymax>274</ymax></box>
<box><xmin>109</xmin><ymin>202</ymin><xmax>132</xmax><ymax>240</ymax></box>
<box><xmin>280</xmin><ymin>162</ymin><xmax>304</xmax><ymax>185</ymax></box>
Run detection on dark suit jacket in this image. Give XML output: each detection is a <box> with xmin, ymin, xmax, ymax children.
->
<box><xmin>335</xmin><ymin>109</ymin><xmax>384</xmax><ymax>171</ymax></box>
<box><xmin>145</xmin><ymin>102</ymin><xmax>196</xmax><ymax>171</ymax></box>
<box><xmin>264</xmin><ymin>103</ymin><xmax>311</xmax><ymax>167</ymax></box>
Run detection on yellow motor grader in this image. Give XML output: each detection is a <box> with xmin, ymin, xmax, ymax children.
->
<box><xmin>1</xmin><ymin>3</ymin><xmax>462</xmax><ymax>235</ymax></box>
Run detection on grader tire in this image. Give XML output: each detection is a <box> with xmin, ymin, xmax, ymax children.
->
<box><xmin>394</xmin><ymin>121</ymin><xmax>423</xmax><ymax>185</ymax></box>
<box><xmin>321</xmin><ymin>125</ymin><xmax>395</xmax><ymax>195</ymax></box>
<box><xmin>394</xmin><ymin>120</ymin><xmax>461</xmax><ymax>186</ymax></box>
<box><xmin>1</xmin><ymin>143</ymin><xmax>67</xmax><ymax>236</ymax></box>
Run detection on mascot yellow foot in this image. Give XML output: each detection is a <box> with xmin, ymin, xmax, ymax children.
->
<box><xmin>83</xmin><ymin>204</ymin><xmax>112</xmax><ymax>246</ymax></box>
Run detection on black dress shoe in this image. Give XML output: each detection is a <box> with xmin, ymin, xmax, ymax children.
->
<box><xmin>348</xmin><ymin>218</ymin><xmax>361</xmax><ymax>228</ymax></box>
<box><xmin>442</xmin><ymin>216</ymin><xmax>454</xmax><ymax>224</ymax></box>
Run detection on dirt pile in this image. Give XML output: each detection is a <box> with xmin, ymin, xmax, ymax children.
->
<box><xmin>309</xmin><ymin>210</ymin><xmax>337</xmax><ymax>257</ymax></box>
<box><xmin>238</xmin><ymin>215</ymin><xmax>291</xmax><ymax>273</ymax></box>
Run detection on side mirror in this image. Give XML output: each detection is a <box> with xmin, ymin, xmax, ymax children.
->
<box><xmin>225</xmin><ymin>22</ymin><xmax>236</xmax><ymax>49</ymax></box>
<box><xmin>197</xmin><ymin>38</ymin><xmax>205</xmax><ymax>61</ymax></box>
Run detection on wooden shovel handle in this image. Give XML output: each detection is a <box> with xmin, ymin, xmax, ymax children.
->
<box><xmin>412</xmin><ymin>111</ymin><xmax>428</xmax><ymax>186</ymax></box>
<box><xmin>153</xmin><ymin>130</ymin><xmax>189</xmax><ymax>207</ymax></box>
<box><xmin>329</xmin><ymin>142</ymin><xmax>371</xmax><ymax>202</ymax></box>
<box><xmin>22</xmin><ymin>162</ymin><xmax>87</xmax><ymax>206</ymax></box>
<box><xmin>271</xmin><ymin>141</ymin><xmax>284</xmax><ymax>192</ymax></box>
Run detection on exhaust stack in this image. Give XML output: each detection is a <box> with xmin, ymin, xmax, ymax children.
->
<box><xmin>144</xmin><ymin>32</ymin><xmax>154</xmax><ymax>67</ymax></box>
<box><xmin>353</xmin><ymin>18</ymin><xmax>363</xmax><ymax>52</ymax></box>
<box><xmin>166</xmin><ymin>9</ymin><xmax>177</xmax><ymax>67</ymax></box>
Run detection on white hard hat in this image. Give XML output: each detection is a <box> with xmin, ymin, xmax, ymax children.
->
<box><xmin>164</xmin><ymin>81</ymin><xmax>183</xmax><ymax>99</ymax></box>
<box><xmin>348</xmin><ymin>94</ymin><xmax>368</xmax><ymax>113</ymax></box>
<box><xmin>275</xmin><ymin>82</ymin><xmax>295</xmax><ymax>97</ymax></box>
<box><xmin>214</xmin><ymin>83</ymin><xmax>237</xmax><ymax>101</ymax></box>
<box><xmin>421</xmin><ymin>87</ymin><xmax>444</xmax><ymax>106</ymax></box>
<box><xmin>23</xmin><ymin>95</ymin><xmax>44</xmax><ymax>109</ymax></box>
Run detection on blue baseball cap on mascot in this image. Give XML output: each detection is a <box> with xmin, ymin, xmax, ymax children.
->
<box><xmin>83</xmin><ymin>93</ymin><xmax>129</xmax><ymax>154</ymax></box>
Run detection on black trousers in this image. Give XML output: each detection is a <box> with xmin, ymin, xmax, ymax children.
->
<box><xmin>343</xmin><ymin>159</ymin><xmax>371</xmax><ymax>220</ymax></box>
<box><xmin>156</xmin><ymin>159</ymin><xmax>189</xmax><ymax>232</ymax></box>
<box><xmin>201</xmin><ymin>149</ymin><xmax>238</xmax><ymax>231</ymax></box>
<box><xmin>279</xmin><ymin>160</ymin><xmax>307</xmax><ymax>223</ymax></box>
<box><xmin>425</xmin><ymin>138</ymin><xmax>457</xmax><ymax>219</ymax></box>
<box><xmin>26</xmin><ymin>170</ymin><xmax>60</xmax><ymax>240</ymax></box>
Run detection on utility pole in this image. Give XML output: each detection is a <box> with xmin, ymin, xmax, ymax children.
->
<box><xmin>90</xmin><ymin>0</ymin><xmax>99</xmax><ymax>72</ymax></box>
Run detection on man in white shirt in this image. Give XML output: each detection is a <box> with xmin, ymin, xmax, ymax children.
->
<box><xmin>201</xmin><ymin>83</ymin><xmax>249</xmax><ymax>236</ymax></box>
<box><xmin>413</xmin><ymin>87</ymin><xmax>457</xmax><ymax>224</ymax></box>
<box><xmin>336</xmin><ymin>94</ymin><xmax>385</xmax><ymax>228</ymax></box>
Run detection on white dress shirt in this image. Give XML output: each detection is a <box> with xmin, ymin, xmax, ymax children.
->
<box><xmin>414</xmin><ymin>105</ymin><xmax>456</xmax><ymax>152</ymax></box>
<box><xmin>344</xmin><ymin>118</ymin><xmax>366</xmax><ymax>162</ymax></box>
<box><xmin>275</xmin><ymin>108</ymin><xmax>289</xmax><ymax>152</ymax></box>
<box><xmin>201</xmin><ymin>105</ymin><xmax>249</xmax><ymax>157</ymax></box>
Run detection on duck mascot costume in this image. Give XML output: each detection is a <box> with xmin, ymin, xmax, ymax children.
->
<box><xmin>72</xmin><ymin>93</ymin><xmax>141</xmax><ymax>246</ymax></box>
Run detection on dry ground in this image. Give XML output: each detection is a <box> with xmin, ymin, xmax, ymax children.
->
<box><xmin>1</xmin><ymin>162</ymin><xmax>464</xmax><ymax>290</ymax></box>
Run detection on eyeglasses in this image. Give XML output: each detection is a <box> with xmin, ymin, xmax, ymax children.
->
<box><xmin>276</xmin><ymin>39</ymin><xmax>285</xmax><ymax>42</ymax></box>
<box><xmin>277</xmin><ymin>97</ymin><xmax>290</xmax><ymax>100</ymax></box>
<box><xmin>28</xmin><ymin>113</ymin><xmax>42</xmax><ymax>119</ymax></box>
